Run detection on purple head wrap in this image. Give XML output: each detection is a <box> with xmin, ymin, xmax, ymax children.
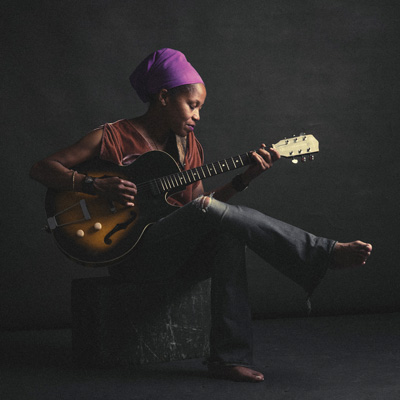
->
<box><xmin>129</xmin><ymin>48</ymin><xmax>204</xmax><ymax>103</ymax></box>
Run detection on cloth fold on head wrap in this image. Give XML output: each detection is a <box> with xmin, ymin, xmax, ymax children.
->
<box><xmin>130</xmin><ymin>48</ymin><xmax>204</xmax><ymax>103</ymax></box>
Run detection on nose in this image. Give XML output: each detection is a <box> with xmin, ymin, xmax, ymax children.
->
<box><xmin>193</xmin><ymin>109</ymin><xmax>200</xmax><ymax>121</ymax></box>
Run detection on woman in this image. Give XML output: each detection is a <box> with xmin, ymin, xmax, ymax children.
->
<box><xmin>30</xmin><ymin>48</ymin><xmax>372</xmax><ymax>383</ymax></box>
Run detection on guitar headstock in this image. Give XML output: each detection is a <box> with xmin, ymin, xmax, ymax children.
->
<box><xmin>272</xmin><ymin>133</ymin><xmax>319</xmax><ymax>164</ymax></box>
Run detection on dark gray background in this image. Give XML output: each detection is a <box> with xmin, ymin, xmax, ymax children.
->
<box><xmin>1</xmin><ymin>0</ymin><xmax>399</xmax><ymax>329</ymax></box>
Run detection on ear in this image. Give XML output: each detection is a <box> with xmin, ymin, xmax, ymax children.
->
<box><xmin>158</xmin><ymin>89</ymin><xmax>169</xmax><ymax>106</ymax></box>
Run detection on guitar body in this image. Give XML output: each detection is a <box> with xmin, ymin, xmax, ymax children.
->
<box><xmin>45</xmin><ymin>151</ymin><xmax>182</xmax><ymax>266</ymax></box>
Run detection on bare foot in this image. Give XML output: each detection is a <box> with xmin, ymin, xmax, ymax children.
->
<box><xmin>208</xmin><ymin>364</ymin><xmax>264</xmax><ymax>383</ymax></box>
<box><xmin>330</xmin><ymin>240</ymin><xmax>372</xmax><ymax>269</ymax></box>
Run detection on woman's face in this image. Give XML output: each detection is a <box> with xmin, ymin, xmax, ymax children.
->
<box><xmin>165</xmin><ymin>83</ymin><xmax>207</xmax><ymax>137</ymax></box>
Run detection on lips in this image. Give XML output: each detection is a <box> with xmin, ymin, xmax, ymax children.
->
<box><xmin>186</xmin><ymin>124</ymin><xmax>195</xmax><ymax>131</ymax></box>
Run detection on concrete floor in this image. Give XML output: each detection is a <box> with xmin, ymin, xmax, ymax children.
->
<box><xmin>2</xmin><ymin>312</ymin><xmax>400</xmax><ymax>400</ymax></box>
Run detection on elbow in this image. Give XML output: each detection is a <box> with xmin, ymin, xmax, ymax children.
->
<box><xmin>29</xmin><ymin>161</ymin><xmax>43</xmax><ymax>182</ymax></box>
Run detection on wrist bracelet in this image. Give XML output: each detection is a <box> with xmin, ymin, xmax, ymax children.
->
<box><xmin>71</xmin><ymin>170</ymin><xmax>76</xmax><ymax>191</ymax></box>
<box><xmin>82</xmin><ymin>175</ymin><xmax>97</xmax><ymax>195</ymax></box>
<box><xmin>231</xmin><ymin>174</ymin><xmax>249</xmax><ymax>192</ymax></box>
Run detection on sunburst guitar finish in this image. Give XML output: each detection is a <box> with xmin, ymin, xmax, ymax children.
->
<box><xmin>45</xmin><ymin>152</ymin><xmax>181</xmax><ymax>266</ymax></box>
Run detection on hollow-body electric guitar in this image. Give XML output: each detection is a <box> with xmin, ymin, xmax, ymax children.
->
<box><xmin>45</xmin><ymin>134</ymin><xmax>319</xmax><ymax>267</ymax></box>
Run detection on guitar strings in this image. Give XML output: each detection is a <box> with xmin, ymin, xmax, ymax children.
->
<box><xmin>134</xmin><ymin>153</ymin><xmax>251</xmax><ymax>195</ymax></box>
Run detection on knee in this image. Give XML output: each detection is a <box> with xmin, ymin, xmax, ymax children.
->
<box><xmin>193</xmin><ymin>195</ymin><xmax>212</xmax><ymax>212</ymax></box>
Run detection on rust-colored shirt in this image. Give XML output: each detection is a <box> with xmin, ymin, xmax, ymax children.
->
<box><xmin>99</xmin><ymin>119</ymin><xmax>204</xmax><ymax>206</ymax></box>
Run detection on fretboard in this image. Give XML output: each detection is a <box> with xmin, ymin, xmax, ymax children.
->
<box><xmin>151</xmin><ymin>152</ymin><xmax>252</xmax><ymax>195</ymax></box>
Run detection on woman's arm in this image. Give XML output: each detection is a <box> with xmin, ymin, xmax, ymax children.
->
<box><xmin>29</xmin><ymin>129</ymin><xmax>137</xmax><ymax>206</ymax></box>
<box><xmin>29</xmin><ymin>129</ymin><xmax>103</xmax><ymax>191</ymax></box>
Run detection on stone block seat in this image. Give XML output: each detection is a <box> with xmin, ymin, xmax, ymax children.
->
<box><xmin>71</xmin><ymin>276</ymin><xmax>211</xmax><ymax>367</ymax></box>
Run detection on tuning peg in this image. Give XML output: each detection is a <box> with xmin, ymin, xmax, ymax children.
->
<box><xmin>309</xmin><ymin>155</ymin><xmax>315</xmax><ymax>161</ymax></box>
<box><xmin>291</xmin><ymin>158</ymin><xmax>299</xmax><ymax>164</ymax></box>
<box><xmin>301</xmin><ymin>156</ymin><xmax>307</xmax><ymax>163</ymax></box>
<box><xmin>300</xmin><ymin>132</ymin><xmax>306</xmax><ymax>136</ymax></box>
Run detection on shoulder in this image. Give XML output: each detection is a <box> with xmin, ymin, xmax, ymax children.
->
<box><xmin>100</xmin><ymin>119</ymin><xmax>149</xmax><ymax>164</ymax></box>
<box><xmin>103</xmin><ymin>119</ymin><xmax>136</xmax><ymax>134</ymax></box>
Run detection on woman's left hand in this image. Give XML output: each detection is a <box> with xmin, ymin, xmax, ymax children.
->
<box><xmin>241</xmin><ymin>144</ymin><xmax>280</xmax><ymax>184</ymax></box>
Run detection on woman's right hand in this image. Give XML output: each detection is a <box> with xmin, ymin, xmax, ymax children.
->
<box><xmin>93</xmin><ymin>176</ymin><xmax>137</xmax><ymax>207</ymax></box>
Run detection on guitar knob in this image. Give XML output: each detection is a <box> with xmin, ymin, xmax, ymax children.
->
<box><xmin>94</xmin><ymin>222</ymin><xmax>102</xmax><ymax>231</ymax></box>
<box><xmin>76</xmin><ymin>229</ymin><xmax>85</xmax><ymax>238</ymax></box>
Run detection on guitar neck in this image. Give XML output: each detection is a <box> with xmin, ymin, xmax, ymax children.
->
<box><xmin>144</xmin><ymin>133</ymin><xmax>319</xmax><ymax>196</ymax></box>
<box><xmin>152</xmin><ymin>152</ymin><xmax>252</xmax><ymax>195</ymax></box>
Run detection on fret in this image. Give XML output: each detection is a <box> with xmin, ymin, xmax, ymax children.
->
<box><xmin>193</xmin><ymin>168</ymin><xmax>200</xmax><ymax>180</ymax></box>
<box><xmin>179</xmin><ymin>173</ymin><xmax>187</xmax><ymax>185</ymax></box>
<box><xmin>160</xmin><ymin>178</ymin><xmax>166</xmax><ymax>191</ymax></box>
<box><xmin>152</xmin><ymin>151</ymin><xmax>253</xmax><ymax>195</ymax></box>
<box><xmin>184</xmin><ymin>170</ymin><xmax>192</xmax><ymax>183</ymax></box>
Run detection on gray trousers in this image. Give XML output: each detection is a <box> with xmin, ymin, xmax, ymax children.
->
<box><xmin>109</xmin><ymin>196</ymin><xmax>336</xmax><ymax>366</ymax></box>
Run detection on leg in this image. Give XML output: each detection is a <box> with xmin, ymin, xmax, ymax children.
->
<box><xmin>204</xmin><ymin>232</ymin><xmax>265</xmax><ymax>382</ymax></box>
<box><xmin>200</xmin><ymin>197</ymin><xmax>334</xmax><ymax>296</ymax></box>
<box><xmin>109</xmin><ymin>196</ymin><xmax>371</xmax><ymax>382</ymax></box>
<box><xmin>200</xmin><ymin>196</ymin><xmax>372</xmax><ymax>295</ymax></box>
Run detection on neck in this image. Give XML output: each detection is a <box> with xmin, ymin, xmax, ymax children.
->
<box><xmin>132</xmin><ymin>109</ymin><xmax>171</xmax><ymax>149</ymax></box>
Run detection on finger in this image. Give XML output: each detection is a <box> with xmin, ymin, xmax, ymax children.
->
<box><xmin>121</xmin><ymin>194</ymin><xmax>135</xmax><ymax>207</ymax></box>
<box><xmin>269</xmin><ymin>147</ymin><xmax>281</xmax><ymax>160</ymax></box>
<box><xmin>119</xmin><ymin>179</ymin><xmax>137</xmax><ymax>189</ymax></box>
<box><xmin>251</xmin><ymin>152</ymin><xmax>269</xmax><ymax>169</ymax></box>
<box><xmin>255</xmin><ymin>148</ymin><xmax>273</xmax><ymax>166</ymax></box>
<box><xmin>124</xmin><ymin>186</ymin><xmax>138</xmax><ymax>195</ymax></box>
<box><xmin>118</xmin><ymin>181</ymin><xmax>137</xmax><ymax>195</ymax></box>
